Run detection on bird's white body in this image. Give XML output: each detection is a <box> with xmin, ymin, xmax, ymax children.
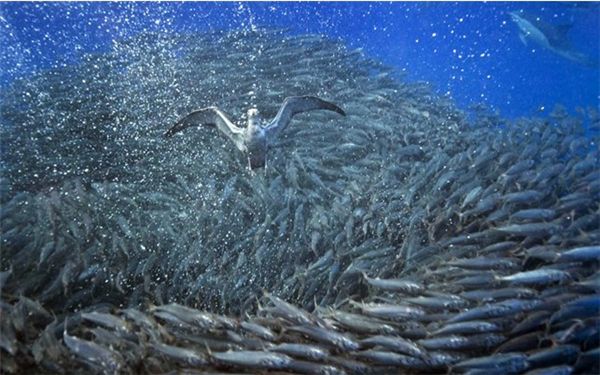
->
<box><xmin>164</xmin><ymin>96</ymin><xmax>346</xmax><ymax>169</ymax></box>
<box><xmin>244</xmin><ymin>109</ymin><xmax>269</xmax><ymax>168</ymax></box>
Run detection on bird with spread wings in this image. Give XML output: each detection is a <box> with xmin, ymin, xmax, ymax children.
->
<box><xmin>165</xmin><ymin>96</ymin><xmax>346</xmax><ymax>169</ymax></box>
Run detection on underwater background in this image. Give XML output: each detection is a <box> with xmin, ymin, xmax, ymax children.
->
<box><xmin>0</xmin><ymin>2</ymin><xmax>599</xmax><ymax>374</ymax></box>
<box><xmin>2</xmin><ymin>2</ymin><xmax>599</xmax><ymax>118</ymax></box>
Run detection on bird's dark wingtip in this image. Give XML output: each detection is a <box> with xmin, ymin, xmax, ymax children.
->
<box><xmin>320</xmin><ymin>99</ymin><xmax>346</xmax><ymax>117</ymax></box>
<box><xmin>330</xmin><ymin>103</ymin><xmax>346</xmax><ymax>117</ymax></box>
<box><xmin>164</xmin><ymin>122</ymin><xmax>183</xmax><ymax>138</ymax></box>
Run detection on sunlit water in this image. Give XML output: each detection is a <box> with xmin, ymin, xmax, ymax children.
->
<box><xmin>1</xmin><ymin>2</ymin><xmax>599</xmax><ymax>118</ymax></box>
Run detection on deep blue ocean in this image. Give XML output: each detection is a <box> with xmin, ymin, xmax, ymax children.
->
<box><xmin>1</xmin><ymin>2</ymin><xmax>598</xmax><ymax>119</ymax></box>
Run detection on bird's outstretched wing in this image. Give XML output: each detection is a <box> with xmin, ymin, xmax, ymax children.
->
<box><xmin>265</xmin><ymin>96</ymin><xmax>345</xmax><ymax>140</ymax></box>
<box><xmin>164</xmin><ymin>107</ymin><xmax>246</xmax><ymax>151</ymax></box>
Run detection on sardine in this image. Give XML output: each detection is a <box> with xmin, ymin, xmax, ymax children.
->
<box><xmin>211</xmin><ymin>350</ymin><xmax>292</xmax><ymax>369</ymax></box>
<box><xmin>287</xmin><ymin>325</ymin><xmax>360</xmax><ymax>352</ymax></box>
<box><xmin>448</xmin><ymin>299</ymin><xmax>542</xmax><ymax>323</ymax></box>
<box><xmin>498</xmin><ymin>269</ymin><xmax>571</xmax><ymax>286</ymax></box>
<box><xmin>63</xmin><ymin>322</ymin><xmax>123</xmax><ymax>373</ymax></box>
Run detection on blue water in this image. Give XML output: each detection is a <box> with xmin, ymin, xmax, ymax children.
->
<box><xmin>1</xmin><ymin>2</ymin><xmax>598</xmax><ymax>119</ymax></box>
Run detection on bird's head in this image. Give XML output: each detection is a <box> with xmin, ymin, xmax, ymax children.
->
<box><xmin>247</xmin><ymin>108</ymin><xmax>261</xmax><ymax>128</ymax></box>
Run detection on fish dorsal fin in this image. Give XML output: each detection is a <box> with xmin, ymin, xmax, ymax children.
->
<box><xmin>550</xmin><ymin>23</ymin><xmax>575</xmax><ymax>50</ymax></box>
<box><xmin>555</xmin><ymin>23</ymin><xmax>574</xmax><ymax>37</ymax></box>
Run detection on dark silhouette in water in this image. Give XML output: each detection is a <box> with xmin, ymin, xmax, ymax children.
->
<box><xmin>165</xmin><ymin>96</ymin><xmax>346</xmax><ymax>169</ymax></box>
<box><xmin>509</xmin><ymin>10</ymin><xmax>599</xmax><ymax>68</ymax></box>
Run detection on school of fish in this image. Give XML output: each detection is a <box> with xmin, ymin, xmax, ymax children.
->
<box><xmin>0</xmin><ymin>28</ymin><xmax>599</xmax><ymax>374</ymax></box>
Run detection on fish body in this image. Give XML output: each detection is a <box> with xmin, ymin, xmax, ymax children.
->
<box><xmin>498</xmin><ymin>269</ymin><xmax>572</xmax><ymax>286</ymax></box>
<box><xmin>211</xmin><ymin>350</ymin><xmax>292</xmax><ymax>369</ymax></box>
<box><xmin>509</xmin><ymin>11</ymin><xmax>598</xmax><ymax>67</ymax></box>
<box><xmin>63</xmin><ymin>326</ymin><xmax>123</xmax><ymax>373</ymax></box>
<box><xmin>448</xmin><ymin>299</ymin><xmax>542</xmax><ymax>323</ymax></box>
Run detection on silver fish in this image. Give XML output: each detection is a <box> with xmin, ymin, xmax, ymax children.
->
<box><xmin>498</xmin><ymin>269</ymin><xmax>572</xmax><ymax>286</ymax></box>
<box><xmin>268</xmin><ymin>343</ymin><xmax>329</xmax><ymax>361</ymax></box>
<box><xmin>151</xmin><ymin>342</ymin><xmax>208</xmax><ymax>367</ymax></box>
<box><xmin>63</xmin><ymin>322</ymin><xmax>123</xmax><ymax>373</ymax></box>
<box><xmin>360</xmin><ymin>335</ymin><xmax>426</xmax><ymax>358</ymax></box>
<box><xmin>287</xmin><ymin>325</ymin><xmax>360</xmax><ymax>352</ymax></box>
<box><xmin>362</xmin><ymin>272</ymin><xmax>424</xmax><ymax>294</ymax></box>
<box><xmin>211</xmin><ymin>350</ymin><xmax>292</xmax><ymax>369</ymax></box>
<box><xmin>351</xmin><ymin>300</ymin><xmax>426</xmax><ymax>321</ymax></box>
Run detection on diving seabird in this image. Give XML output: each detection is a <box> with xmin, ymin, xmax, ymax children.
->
<box><xmin>164</xmin><ymin>96</ymin><xmax>346</xmax><ymax>169</ymax></box>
